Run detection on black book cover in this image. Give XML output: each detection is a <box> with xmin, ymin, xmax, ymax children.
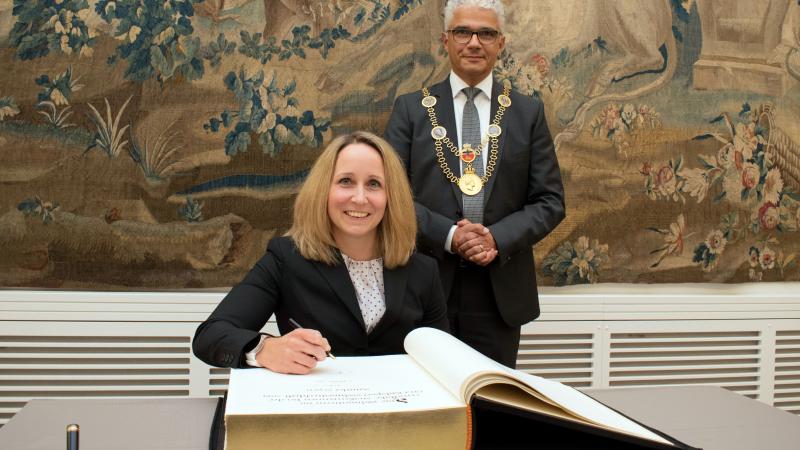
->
<box><xmin>470</xmin><ymin>396</ymin><xmax>702</xmax><ymax>450</ymax></box>
<box><xmin>209</xmin><ymin>395</ymin><xmax>226</xmax><ymax>450</ymax></box>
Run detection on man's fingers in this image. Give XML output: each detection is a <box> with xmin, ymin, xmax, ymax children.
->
<box><xmin>459</xmin><ymin>223</ymin><xmax>486</xmax><ymax>234</ymax></box>
<box><xmin>469</xmin><ymin>249</ymin><xmax>497</xmax><ymax>266</ymax></box>
<box><xmin>458</xmin><ymin>234</ymin><xmax>496</xmax><ymax>255</ymax></box>
<box><xmin>461</xmin><ymin>243</ymin><xmax>485</xmax><ymax>258</ymax></box>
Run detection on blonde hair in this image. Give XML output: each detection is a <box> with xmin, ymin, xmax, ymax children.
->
<box><xmin>287</xmin><ymin>131</ymin><xmax>417</xmax><ymax>269</ymax></box>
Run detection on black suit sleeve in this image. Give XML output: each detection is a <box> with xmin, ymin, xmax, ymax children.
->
<box><xmin>488</xmin><ymin>99</ymin><xmax>565</xmax><ymax>263</ymax></box>
<box><xmin>192</xmin><ymin>240</ymin><xmax>284</xmax><ymax>368</ymax></box>
<box><xmin>385</xmin><ymin>95</ymin><xmax>455</xmax><ymax>260</ymax></box>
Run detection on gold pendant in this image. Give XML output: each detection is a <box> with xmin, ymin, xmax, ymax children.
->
<box><xmin>421</xmin><ymin>95</ymin><xmax>437</xmax><ymax>108</ymax></box>
<box><xmin>498</xmin><ymin>94</ymin><xmax>511</xmax><ymax>108</ymax></box>
<box><xmin>458</xmin><ymin>168</ymin><xmax>483</xmax><ymax>195</ymax></box>
<box><xmin>459</xmin><ymin>143</ymin><xmax>477</xmax><ymax>163</ymax></box>
<box><xmin>487</xmin><ymin>123</ymin><xmax>502</xmax><ymax>138</ymax></box>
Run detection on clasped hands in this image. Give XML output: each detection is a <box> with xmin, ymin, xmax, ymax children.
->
<box><xmin>451</xmin><ymin>219</ymin><xmax>497</xmax><ymax>266</ymax></box>
<box><xmin>256</xmin><ymin>328</ymin><xmax>332</xmax><ymax>375</ymax></box>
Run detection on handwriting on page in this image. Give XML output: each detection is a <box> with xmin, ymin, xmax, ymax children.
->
<box><xmin>261</xmin><ymin>389</ymin><xmax>424</xmax><ymax>406</ymax></box>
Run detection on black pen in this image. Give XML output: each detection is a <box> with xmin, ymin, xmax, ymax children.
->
<box><xmin>288</xmin><ymin>318</ymin><xmax>336</xmax><ymax>359</ymax></box>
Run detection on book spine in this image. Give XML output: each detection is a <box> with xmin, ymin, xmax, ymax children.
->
<box><xmin>465</xmin><ymin>406</ymin><xmax>473</xmax><ymax>450</ymax></box>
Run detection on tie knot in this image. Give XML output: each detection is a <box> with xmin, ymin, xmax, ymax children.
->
<box><xmin>462</xmin><ymin>87</ymin><xmax>480</xmax><ymax>101</ymax></box>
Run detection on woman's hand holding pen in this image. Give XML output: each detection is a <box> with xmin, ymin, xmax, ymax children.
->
<box><xmin>255</xmin><ymin>328</ymin><xmax>332</xmax><ymax>375</ymax></box>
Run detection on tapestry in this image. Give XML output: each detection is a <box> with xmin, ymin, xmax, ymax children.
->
<box><xmin>0</xmin><ymin>0</ymin><xmax>799</xmax><ymax>289</ymax></box>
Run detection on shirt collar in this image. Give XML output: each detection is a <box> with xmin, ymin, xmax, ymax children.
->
<box><xmin>449</xmin><ymin>71</ymin><xmax>493</xmax><ymax>100</ymax></box>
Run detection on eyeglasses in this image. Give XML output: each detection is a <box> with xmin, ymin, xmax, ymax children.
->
<box><xmin>447</xmin><ymin>28</ymin><xmax>501</xmax><ymax>44</ymax></box>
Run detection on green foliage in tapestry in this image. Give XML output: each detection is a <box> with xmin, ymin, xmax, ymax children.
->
<box><xmin>85</xmin><ymin>96</ymin><xmax>133</xmax><ymax>158</ymax></box>
<box><xmin>179</xmin><ymin>196</ymin><xmax>203</xmax><ymax>222</ymax></box>
<box><xmin>128</xmin><ymin>121</ymin><xmax>182</xmax><ymax>182</ymax></box>
<box><xmin>235</xmin><ymin>0</ymin><xmax>419</xmax><ymax>64</ymax></box>
<box><xmin>37</xmin><ymin>101</ymin><xmax>75</xmax><ymax>130</ymax></box>
<box><xmin>204</xmin><ymin>69</ymin><xmax>330</xmax><ymax>157</ymax></box>
<box><xmin>36</xmin><ymin>66</ymin><xmax>84</xmax><ymax>105</ymax></box>
<box><xmin>542</xmin><ymin>237</ymin><xmax>610</xmax><ymax>286</ymax></box>
<box><xmin>10</xmin><ymin>0</ymin><xmax>96</xmax><ymax>60</ymax></box>
<box><xmin>200</xmin><ymin>33</ymin><xmax>236</xmax><ymax>68</ymax></box>
<box><xmin>237</xmin><ymin>24</ymin><xmax>350</xmax><ymax>64</ymax></box>
<box><xmin>96</xmin><ymin>0</ymin><xmax>204</xmax><ymax>83</ymax></box>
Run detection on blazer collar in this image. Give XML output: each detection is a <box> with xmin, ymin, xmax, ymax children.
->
<box><xmin>312</xmin><ymin>257</ymin><xmax>366</xmax><ymax>331</ymax></box>
<box><xmin>368</xmin><ymin>264</ymin><xmax>408</xmax><ymax>339</ymax></box>
<box><xmin>311</xmin><ymin>254</ymin><xmax>409</xmax><ymax>336</ymax></box>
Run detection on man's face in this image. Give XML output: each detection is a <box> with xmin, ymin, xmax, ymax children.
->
<box><xmin>442</xmin><ymin>6</ymin><xmax>505</xmax><ymax>86</ymax></box>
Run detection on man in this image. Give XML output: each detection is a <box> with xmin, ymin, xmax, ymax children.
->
<box><xmin>384</xmin><ymin>0</ymin><xmax>565</xmax><ymax>368</ymax></box>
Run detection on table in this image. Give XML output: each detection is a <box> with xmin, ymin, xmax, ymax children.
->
<box><xmin>1</xmin><ymin>386</ymin><xmax>798</xmax><ymax>449</ymax></box>
<box><xmin>587</xmin><ymin>386</ymin><xmax>800</xmax><ymax>450</ymax></box>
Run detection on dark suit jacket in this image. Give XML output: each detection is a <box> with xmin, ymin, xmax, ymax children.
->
<box><xmin>192</xmin><ymin>236</ymin><xmax>449</xmax><ymax>368</ymax></box>
<box><xmin>384</xmin><ymin>77</ymin><xmax>565</xmax><ymax>327</ymax></box>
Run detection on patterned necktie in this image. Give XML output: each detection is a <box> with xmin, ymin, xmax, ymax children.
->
<box><xmin>461</xmin><ymin>86</ymin><xmax>484</xmax><ymax>224</ymax></box>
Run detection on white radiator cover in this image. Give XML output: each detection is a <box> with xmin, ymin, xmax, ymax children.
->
<box><xmin>1</xmin><ymin>283</ymin><xmax>799</xmax><ymax>426</ymax></box>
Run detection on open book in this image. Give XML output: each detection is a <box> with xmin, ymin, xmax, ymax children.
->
<box><xmin>224</xmin><ymin>328</ymin><xmax>698</xmax><ymax>450</ymax></box>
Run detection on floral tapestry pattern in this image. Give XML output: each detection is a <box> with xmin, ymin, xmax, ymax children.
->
<box><xmin>0</xmin><ymin>0</ymin><xmax>799</xmax><ymax>288</ymax></box>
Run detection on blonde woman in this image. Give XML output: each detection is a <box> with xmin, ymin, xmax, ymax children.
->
<box><xmin>193</xmin><ymin>132</ymin><xmax>448</xmax><ymax>374</ymax></box>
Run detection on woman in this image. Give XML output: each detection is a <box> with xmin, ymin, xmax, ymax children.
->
<box><xmin>192</xmin><ymin>131</ymin><xmax>448</xmax><ymax>374</ymax></box>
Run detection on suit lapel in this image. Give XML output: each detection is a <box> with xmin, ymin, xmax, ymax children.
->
<box><xmin>429</xmin><ymin>80</ymin><xmax>463</xmax><ymax>205</ymax></box>
<box><xmin>483</xmin><ymin>79</ymin><xmax>506</xmax><ymax>206</ymax></box>
<box><xmin>312</xmin><ymin>258</ymin><xmax>367</xmax><ymax>331</ymax></box>
<box><xmin>369</xmin><ymin>264</ymin><xmax>408</xmax><ymax>339</ymax></box>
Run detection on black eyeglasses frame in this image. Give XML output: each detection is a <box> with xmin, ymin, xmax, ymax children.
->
<box><xmin>446</xmin><ymin>28</ymin><xmax>501</xmax><ymax>44</ymax></box>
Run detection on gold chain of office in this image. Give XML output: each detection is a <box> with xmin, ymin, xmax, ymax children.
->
<box><xmin>421</xmin><ymin>84</ymin><xmax>511</xmax><ymax>195</ymax></box>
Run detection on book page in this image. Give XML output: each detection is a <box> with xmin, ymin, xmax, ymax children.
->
<box><xmin>403</xmin><ymin>326</ymin><xmax>512</xmax><ymax>400</ymax></box>
<box><xmin>509</xmin><ymin>371</ymin><xmax>673</xmax><ymax>446</ymax></box>
<box><xmin>404</xmin><ymin>328</ymin><xmax>673</xmax><ymax>447</ymax></box>
<box><xmin>225</xmin><ymin>354</ymin><xmax>464</xmax><ymax>416</ymax></box>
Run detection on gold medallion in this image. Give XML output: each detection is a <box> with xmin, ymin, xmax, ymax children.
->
<box><xmin>487</xmin><ymin>124</ymin><xmax>502</xmax><ymax>138</ymax></box>
<box><xmin>431</xmin><ymin>125</ymin><xmax>447</xmax><ymax>140</ymax></box>
<box><xmin>421</xmin><ymin>95</ymin><xmax>437</xmax><ymax>108</ymax></box>
<box><xmin>498</xmin><ymin>94</ymin><xmax>511</xmax><ymax>108</ymax></box>
<box><xmin>459</xmin><ymin>171</ymin><xmax>483</xmax><ymax>195</ymax></box>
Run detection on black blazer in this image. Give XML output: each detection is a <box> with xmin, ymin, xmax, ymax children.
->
<box><xmin>384</xmin><ymin>77</ymin><xmax>565</xmax><ymax>327</ymax></box>
<box><xmin>192</xmin><ymin>236</ymin><xmax>449</xmax><ymax>368</ymax></box>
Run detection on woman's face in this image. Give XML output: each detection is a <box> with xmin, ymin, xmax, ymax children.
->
<box><xmin>327</xmin><ymin>143</ymin><xmax>387</xmax><ymax>247</ymax></box>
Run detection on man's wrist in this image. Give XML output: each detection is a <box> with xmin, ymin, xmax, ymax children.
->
<box><xmin>444</xmin><ymin>225</ymin><xmax>458</xmax><ymax>254</ymax></box>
